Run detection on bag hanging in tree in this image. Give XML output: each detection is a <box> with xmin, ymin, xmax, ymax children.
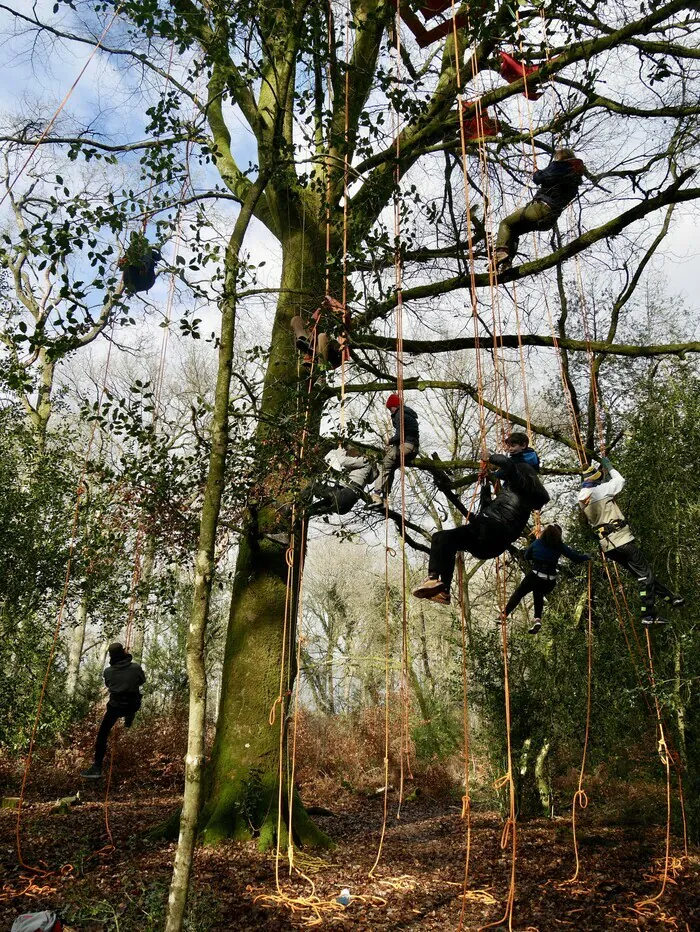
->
<box><xmin>11</xmin><ymin>911</ymin><xmax>63</xmax><ymax>932</ymax></box>
<box><xmin>118</xmin><ymin>230</ymin><xmax>162</xmax><ymax>294</ymax></box>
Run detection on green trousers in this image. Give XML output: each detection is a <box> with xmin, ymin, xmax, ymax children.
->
<box><xmin>495</xmin><ymin>199</ymin><xmax>558</xmax><ymax>260</ymax></box>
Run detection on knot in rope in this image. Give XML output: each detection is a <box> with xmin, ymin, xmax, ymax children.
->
<box><xmin>461</xmin><ymin>794</ymin><xmax>471</xmax><ymax>818</ymax></box>
<box><xmin>573</xmin><ymin>788</ymin><xmax>589</xmax><ymax>810</ymax></box>
<box><xmin>493</xmin><ymin>773</ymin><xmax>510</xmax><ymax>791</ymax></box>
<box><xmin>386</xmin><ymin>546</ymin><xmax>397</xmax><ymax>557</ymax></box>
<box><xmin>285</xmin><ymin>546</ymin><xmax>295</xmax><ymax>567</ymax></box>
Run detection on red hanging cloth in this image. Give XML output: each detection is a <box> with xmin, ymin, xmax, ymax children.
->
<box><xmin>499</xmin><ymin>51</ymin><xmax>544</xmax><ymax>100</ymax></box>
<box><xmin>460</xmin><ymin>101</ymin><xmax>499</xmax><ymax>140</ymax></box>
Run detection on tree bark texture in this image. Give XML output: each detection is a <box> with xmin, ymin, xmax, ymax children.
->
<box><xmin>199</xmin><ymin>221</ymin><xmax>331</xmax><ymax>851</ymax></box>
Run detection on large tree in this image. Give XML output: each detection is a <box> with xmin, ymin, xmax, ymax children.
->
<box><xmin>5</xmin><ymin>0</ymin><xmax>700</xmax><ymax>874</ymax></box>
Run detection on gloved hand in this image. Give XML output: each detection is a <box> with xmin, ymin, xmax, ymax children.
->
<box><xmin>599</xmin><ymin>455</ymin><xmax>613</xmax><ymax>471</ymax></box>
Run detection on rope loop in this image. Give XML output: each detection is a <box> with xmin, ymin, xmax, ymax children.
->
<box><xmin>285</xmin><ymin>546</ymin><xmax>295</xmax><ymax>567</ymax></box>
<box><xmin>269</xmin><ymin>695</ymin><xmax>283</xmax><ymax>725</ymax></box>
<box><xmin>461</xmin><ymin>794</ymin><xmax>472</xmax><ymax>818</ymax></box>
<box><xmin>500</xmin><ymin>817</ymin><xmax>516</xmax><ymax>850</ymax></box>
<box><xmin>573</xmin><ymin>788</ymin><xmax>589</xmax><ymax>810</ymax></box>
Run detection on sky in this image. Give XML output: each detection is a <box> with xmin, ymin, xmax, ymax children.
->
<box><xmin>0</xmin><ymin>0</ymin><xmax>698</xmax><ymax>462</ymax></box>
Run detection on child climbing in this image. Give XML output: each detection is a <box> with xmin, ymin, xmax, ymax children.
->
<box><xmin>371</xmin><ymin>393</ymin><xmax>420</xmax><ymax>506</ymax></box>
<box><xmin>413</xmin><ymin>446</ymin><xmax>550</xmax><ymax>605</ymax></box>
<box><xmin>81</xmin><ymin>642</ymin><xmax>145</xmax><ymax>779</ymax></box>
<box><xmin>503</xmin><ymin>524</ymin><xmax>591</xmax><ymax>634</ymax></box>
<box><xmin>494</xmin><ymin>148</ymin><xmax>586</xmax><ymax>272</ymax></box>
<box><xmin>578</xmin><ymin>458</ymin><xmax>683</xmax><ymax>626</ymax></box>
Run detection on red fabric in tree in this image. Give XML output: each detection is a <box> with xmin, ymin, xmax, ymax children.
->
<box><xmin>460</xmin><ymin>101</ymin><xmax>499</xmax><ymax>140</ymax></box>
<box><xmin>499</xmin><ymin>51</ymin><xmax>544</xmax><ymax>100</ymax></box>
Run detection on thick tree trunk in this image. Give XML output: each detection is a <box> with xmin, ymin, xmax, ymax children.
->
<box><xmin>199</xmin><ymin>222</ymin><xmax>332</xmax><ymax>851</ymax></box>
<box><xmin>65</xmin><ymin>593</ymin><xmax>89</xmax><ymax>700</ymax></box>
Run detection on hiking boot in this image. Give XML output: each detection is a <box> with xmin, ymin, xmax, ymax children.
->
<box><xmin>412</xmin><ymin>577</ymin><xmax>447</xmax><ymax>600</ymax></box>
<box><xmin>528</xmin><ymin>619</ymin><xmax>542</xmax><ymax>635</ymax></box>
<box><xmin>494</xmin><ymin>249</ymin><xmax>511</xmax><ymax>272</ymax></box>
<box><xmin>642</xmin><ymin>615</ymin><xmax>669</xmax><ymax>627</ymax></box>
<box><xmin>431</xmin><ymin>589</ymin><xmax>451</xmax><ymax>606</ymax></box>
<box><xmin>80</xmin><ymin>764</ymin><xmax>103</xmax><ymax>780</ymax></box>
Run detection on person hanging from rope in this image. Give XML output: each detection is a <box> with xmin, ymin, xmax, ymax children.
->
<box><xmin>578</xmin><ymin>458</ymin><xmax>684</xmax><ymax>627</ymax></box>
<box><xmin>268</xmin><ymin>447</ymin><xmax>377</xmax><ymax>545</ymax></box>
<box><xmin>493</xmin><ymin>148</ymin><xmax>586</xmax><ymax>273</ymax></box>
<box><xmin>502</xmin><ymin>523</ymin><xmax>591</xmax><ymax>634</ymax></box>
<box><xmin>413</xmin><ymin>440</ymin><xmax>550</xmax><ymax>605</ymax></box>
<box><xmin>80</xmin><ymin>642</ymin><xmax>145</xmax><ymax>779</ymax></box>
<box><xmin>291</xmin><ymin>295</ymin><xmax>350</xmax><ymax>371</ymax></box>
<box><xmin>370</xmin><ymin>393</ymin><xmax>420</xmax><ymax>507</ymax></box>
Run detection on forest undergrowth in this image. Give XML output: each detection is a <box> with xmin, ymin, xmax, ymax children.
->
<box><xmin>1</xmin><ymin>711</ymin><xmax>698</xmax><ymax>931</ymax></box>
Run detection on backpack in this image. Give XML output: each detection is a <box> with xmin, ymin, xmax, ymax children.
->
<box><xmin>11</xmin><ymin>912</ymin><xmax>63</xmax><ymax>932</ymax></box>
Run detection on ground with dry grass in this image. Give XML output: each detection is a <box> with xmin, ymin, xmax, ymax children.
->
<box><xmin>1</xmin><ymin>712</ymin><xmax>698</xmax><ymax>930</ymax></box>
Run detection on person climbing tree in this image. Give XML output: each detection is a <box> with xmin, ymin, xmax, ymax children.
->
<box><xmin>578</xmin><ymin>458</ymin><xmax>684</xmax><ymax>627</ymax></box>
<box><xmin>118</xmin><ymin>231</ymin><xmax>162</xmax><ymax>294</ymax></box>
<box><xmin>495</xmin><ymin>431</ymin><xmax>541</xmax><ymax>474</ymax></box>
<box><xmin>413</xmin><ymin>448</ymin><xmax>550</xmax><ymax>605</ymax></box>
<box><xmin>370</xmin><ymin>393</ymin><xmax>420</xmax><ymax>506</ymax></box>
<box><xmin>268</xmin><ymin>447</ymin><xmax>377</xmax><ymax>545</ymax></box>
<box><xmin>503</xmin><ymin>524</ymin><xmax>591</xmax><ymax>634</ymax></box>
<box><xmin>291</xmin><ymin>295</ymin><xmax>350</xmax><ymax>371</ymax></box>
<box><xmin>494</xmin><ymin>148</ymin><xmax>586</xmax><ymax>272</ymax></box>
<box><xmin>80</xmin><ymin>642</ymin><xmax>145</xmax><ymax>779</ymax></box>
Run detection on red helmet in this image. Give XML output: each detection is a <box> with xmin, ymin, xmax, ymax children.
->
<box><xmin>386</xmin><ymin>393</ymin><xmax>401</xmax><ymax>410</ymax></box>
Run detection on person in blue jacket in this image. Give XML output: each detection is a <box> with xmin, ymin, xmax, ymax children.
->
<box><xmin>503</xmin><ymin>524</ymin><xmax>591</xmax><ymax>633</ymax></box>
<box><xmin>494</xmin><ymin>148</ymin><xmax>586</xmax><ymax>271</ymax></box>
<box><xmin>495</xmin><ymin>432</ymin><xmax>540</xmax><ymax>475</ymax></box>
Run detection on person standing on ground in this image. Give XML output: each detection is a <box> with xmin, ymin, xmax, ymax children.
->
<box><xmin>81</xmin><ymin>642</ymin><xmax>145</xmax><ymax>779</ymax></box>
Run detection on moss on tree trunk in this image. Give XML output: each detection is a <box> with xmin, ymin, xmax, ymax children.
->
<box><xmin>199</xmin><ymin>224</ymin><xmax>333</xmax><ymax>851</ymax></box>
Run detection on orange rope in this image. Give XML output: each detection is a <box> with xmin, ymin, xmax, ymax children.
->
<box><xmin>456</xmin><ymin>557</ymin><xmax>473</xmax><ymax>930</ymax></box>
<box><xmin>563</xmin><ymin>562</ymin><xmax>593</xmax><ymax>884</ymax></box>
<box><xmin>15</xmin><ymin>327</ymin><xmax>116</xmax><ymax>870</ymax></box>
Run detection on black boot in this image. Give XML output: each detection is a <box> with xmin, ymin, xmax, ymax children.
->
<box><xmin>81</xmin><ymin>763</ymin><xmax>103</xmax><ymax>780</ymax></box>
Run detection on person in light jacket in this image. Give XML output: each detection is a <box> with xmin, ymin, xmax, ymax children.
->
<box><xmin>578</xmin><ymin>457</ymin><xmax>683</xmax><ymax>626</ymax></box>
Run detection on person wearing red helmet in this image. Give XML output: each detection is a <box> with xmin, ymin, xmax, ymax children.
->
<box><xmin>371</xmin><ymin>393</ymin><xmax>420</xmax><ymax>506</ymax></box>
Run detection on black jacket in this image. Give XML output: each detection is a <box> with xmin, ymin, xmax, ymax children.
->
<box><xmin>532</xmin><ymin>158</ymin><xmax>584</xmax><ymax>211</ymax></box>
<box><xmin>389</xmin><ymin>405</ymin><xmax>420</xmax><ymax>446</ymax></box>
<box><xmin>104</xmin><ymin>655</ymin><xmax>145</xmax><ymax>708</ymax></box>
<box><xmin>474</xmin><ymin>454</ymin><xmax>550</xmax><ymax>548</ymax></box>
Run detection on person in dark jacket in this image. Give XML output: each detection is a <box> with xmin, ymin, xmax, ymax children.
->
<box><xmin>81</xmin><ymin>643</ymin><xmax>145</xmax><ymax>779</ymax></box>
<box><xmin>371</xmin><ymin>393</ymin><xmax>420</xmax><ymax>505</ymax></box>
<box><xmin>578</xmin><ymin>457</ymin><xmax>683</xmax><ymax>626</ymax></box>
<box><xmin>413</xmin><ymin>449</ymin><xmax>550</xmax><ymax>605</ymax></box>
<box><xmin>494</xmin><ymin>148</ymin><xmax>586</xmax><ymax>271</ymax></box>
<box><xmin>503</xmin><ymin>524</ymin><xmax>591</xmax><ymax>634</ymax></box>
